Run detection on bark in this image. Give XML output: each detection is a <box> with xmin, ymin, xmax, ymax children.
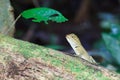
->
<box><xmin>0</xmin><ymin>0</ymin><xmax>15</xmax><ymax>36</ymax></box>
<box><xmin>0</xmin><ymin>34</ymin><xmax>120</xmax><ymax>80</ymax></box>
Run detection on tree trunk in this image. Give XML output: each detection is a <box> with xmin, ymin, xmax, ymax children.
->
<box><xmin>0</xmin><ymin>0</ymin><xmax>15</xmax><ymax>36</ymax></box>
<box><xmin>0</xmin><ymin>34</ymin><xmax>120</xmax><ymax>80</ymax></box>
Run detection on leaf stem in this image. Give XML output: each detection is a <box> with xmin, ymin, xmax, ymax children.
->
<box><xmin>5</xmin><ymin>14</ymin><xmax>21</xmax><ymax>35</ymax></box>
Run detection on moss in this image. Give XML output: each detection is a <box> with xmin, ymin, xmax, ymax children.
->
<box><xmin>0</xmin><ymin>34</ymin><xmax>114</xmax><ymax>80</ymax></box>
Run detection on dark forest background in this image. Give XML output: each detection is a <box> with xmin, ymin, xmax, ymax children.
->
<box><xmin>10</xmin><ymin>0</ymin><xmax>120</xmax><ymax>72</ymax></box>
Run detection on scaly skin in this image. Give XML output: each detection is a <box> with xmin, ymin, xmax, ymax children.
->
<box><xmin>66</xmin><ymin>33</ymin><xmax>96</xmax><ymax>63</ymax></box>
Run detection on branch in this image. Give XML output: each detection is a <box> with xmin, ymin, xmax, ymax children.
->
<box><xmin>0</xmin><ymin>34</ymin><xmax>120</xmax><ymax>80</ymax></box>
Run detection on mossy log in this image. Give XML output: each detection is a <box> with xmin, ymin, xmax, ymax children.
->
<box><xmin>0</xmin><ymin>34</ymin><xmax>120</xmax><ymax>80</ymax></box>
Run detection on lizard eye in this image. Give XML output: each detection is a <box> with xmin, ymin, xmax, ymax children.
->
<box><xmin>71</xmin><ymin>35</ymin><xmax>74</xmax><ymax>38</ymax></box>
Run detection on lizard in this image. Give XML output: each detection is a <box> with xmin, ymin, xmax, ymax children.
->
<box><xmin>66</xmin><ymin>33</ymin><xmax>96</xmax><ymax>64</ymax></box>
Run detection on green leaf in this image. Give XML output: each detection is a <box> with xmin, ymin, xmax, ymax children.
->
<box><xmin>102</xmin><ymin>33</ymin><xmax>120</xmax><ymax>65</ymax></box>
<box><xmin>21</xmin><ymin>7</ymin><xmax>68</xmax><ymax>24</ymax></box>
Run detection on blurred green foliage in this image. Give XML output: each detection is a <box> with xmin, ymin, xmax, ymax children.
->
<box><xmin>95</xmin><ymin>13</ymin><xmax>120</xmax><ymax>72</ymax></box>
